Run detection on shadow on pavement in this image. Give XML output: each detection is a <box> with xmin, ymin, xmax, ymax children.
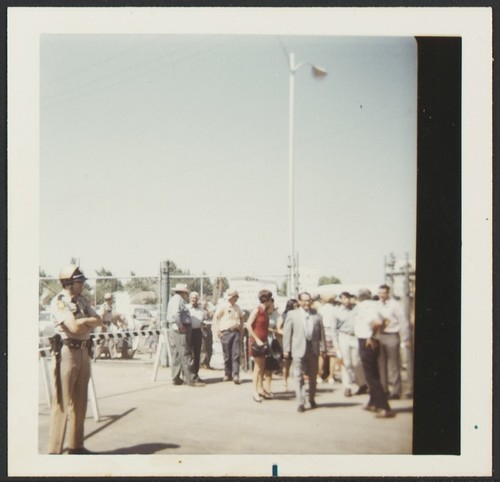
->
<box><xmin>316</xmin><ymin>402</ymin><xmax>362</xmax><ymax>409</ymax></box>
<box><xmin>270</xmin><ymin>392</ymin><xmax>296</xmax><ymax>401</ymax></box>
<box><xmin>393</xmin><ymin>406</ymin><xmax>413</xmax><ymax>414</ymax></box>
<box><xmin>84</xmin><ymin>408</ymin><xmax>137</xmax><ymax>440</ymax></box>
<box><xmin>98</xmin><ymin>384</ymin><xmax>168</xmax><ymax>400</ymax></box>
<box><xmin>100</xmin><ymin>443</ymin><xmax>180</xmax><ymax>454</ymax></box>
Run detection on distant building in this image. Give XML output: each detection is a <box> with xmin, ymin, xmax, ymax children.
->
<box><xmin>227</xmin><ymin>277</ymin><xmax>279</xmax><ymax>311</ymax></box>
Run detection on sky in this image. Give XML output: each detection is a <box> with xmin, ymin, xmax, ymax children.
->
<box><xmin>39</xmin><ymin>34</ymin><xmax>417</xmax><ymax>284</ymax></box>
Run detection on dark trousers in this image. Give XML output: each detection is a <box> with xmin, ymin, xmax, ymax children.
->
<box><xmin>292</xmin><ymin>341</ymin><xmax>319</xmax><ymax>407</ymax></box>
<box><xmin>168</xmin><ymin>327</ymin><xmax>195</xmax><ymax>384</ymax></box>
<box><xmin>191</xmin><ymin>328</ymin><xmax>202</xmax><ymax>376</ymax></box>
<box><xmin>221</xmin><ymin>330</ymin><xmax>240</xmax><ymax>378</ymax></box>
<box><xmin>358</xmin><ymin>338</ymin><xmax>391</xmax><ymax>411</ymax></box>
<box><xmin>377</xmin><ymin>332</ymin><xmax>402</xmax><ymax>396</ymax></box>
<box><xmin>200</xmin><ymin>325</ymin><xmax>213</xmax><ymax>366</ymax></box>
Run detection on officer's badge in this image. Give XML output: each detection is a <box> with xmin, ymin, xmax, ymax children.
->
<box><xmin>57</xmin><ymin>300</ymin><xmax>65</xmax><ymax>310</ymax></box>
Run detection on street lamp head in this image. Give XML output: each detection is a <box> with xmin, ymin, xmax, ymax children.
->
<box><xmin>311</xmin><ymin>64</ymin><xmax>328</xmax><ymax>79</ymax></box>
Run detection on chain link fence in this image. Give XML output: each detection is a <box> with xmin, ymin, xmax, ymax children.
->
<box><xmin>39</xmin><ymin>273</ymin><xmax>289</xmax><ymax>371</ymax></box>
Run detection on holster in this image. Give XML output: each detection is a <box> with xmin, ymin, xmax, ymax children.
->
<box><xmin>49</xmin><ymin>334</ymin><xmax>63</xmax><ymax>409</ymax></box>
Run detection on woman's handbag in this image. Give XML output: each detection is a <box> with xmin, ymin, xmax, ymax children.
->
<box><xmin>251</xmin><ymin>342</ymin><xmax>269</xmax><ymax>357</ymax></box>
<box><xmin>265</xmin><ymin>334</ymin><xmax>283</xmax><ymax>371</ymax></box>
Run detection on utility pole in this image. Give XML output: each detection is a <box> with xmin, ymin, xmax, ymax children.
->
<box><xmin>160</xmin><ymin>260</ymin><xmax>171</xmax><ymax>328</ymax></box>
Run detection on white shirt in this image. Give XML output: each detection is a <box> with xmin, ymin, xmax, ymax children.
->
<box><xmin>212</xmin><ymin>301</ymin><xmax>243</xmax><ymax>333</ymax></box>
<box><xmin>188</xmin><ymin>304</ymin><xmax>205</xmax><ymax>330</ymax></box>
<box><xmin>353</xmin><ymin>300</ymin><xmax>379</xmax><ymax>339</ymax></box>
<box><xmin>377</xmin><ymin>298</ymin><xmax>411</xmax><ymax>342</ymax></box>
<box><xmin>300</xmin><ymin>308</ymin><xmax>313</xmax><ymax>341</ymax></box>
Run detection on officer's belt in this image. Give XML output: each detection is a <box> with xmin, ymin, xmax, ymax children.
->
<box><xmin>63</xmin><ymin>338</ymin><xmax>91</xmax><ymax>349</ymax></box>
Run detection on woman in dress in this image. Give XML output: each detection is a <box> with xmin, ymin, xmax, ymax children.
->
<box><xmin>276</xmin><ymin>298</ymin><xmax>299</xmax><ymax>390</ymax></box>
<box><xmin>246</xmin><ymin>289</ymin><xmax>274</xmax><ymax>402</ymax></box>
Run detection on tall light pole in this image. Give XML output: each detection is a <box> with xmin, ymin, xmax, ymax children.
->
<box><xmin>287</xmin><ymin>52</ymin><xmax>327</xmax><ymax>298</ymax></box>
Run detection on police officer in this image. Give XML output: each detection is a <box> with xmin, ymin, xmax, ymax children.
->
<box><xmin>48</xmin><ymin>264</ymin><xmax>102</xmax><ymax>454</ymax></box>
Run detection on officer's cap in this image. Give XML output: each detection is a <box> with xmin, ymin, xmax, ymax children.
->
<box><xmin>59</xmin><ymin>264</ymin><xmax>87</xmax><ymax>282</ymax></box>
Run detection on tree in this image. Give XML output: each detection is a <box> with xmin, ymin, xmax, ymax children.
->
<box><xmin>318</xmin><ymin>275</ymin><xmax>341</xmax><ymax>286</ymax></box>
<box><xmin>95</xmin><ymin>268</ymin><xmax>124</xmax><ymax>304</ymax></box>
<box><xmin>125</xmin><ymin>271</ymin><xmax>159</xmax><ymax>305</ymax></box>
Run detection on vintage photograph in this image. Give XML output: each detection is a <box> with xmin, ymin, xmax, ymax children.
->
<box><xmin>7</xmin><ymin>6</ymin><xmax>492</xmax><ymax>478</ymax></box>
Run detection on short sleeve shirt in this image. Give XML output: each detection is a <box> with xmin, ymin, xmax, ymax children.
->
<box><xmin>50</xmin><ymin>290</ymin><xmax>97</xmax><ymax>340</ymax></box>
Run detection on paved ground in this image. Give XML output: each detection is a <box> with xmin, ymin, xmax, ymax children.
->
<box><xmin>38</xmin><ymin>353</ymin><xmax>413</xmax><ymax>456</ymax></box>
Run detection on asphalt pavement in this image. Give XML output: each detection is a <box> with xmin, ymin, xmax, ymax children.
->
<box><xmin>38</xmin><ymin>353</ymin><xmax>413</xmax><ymax>457</ymax></box>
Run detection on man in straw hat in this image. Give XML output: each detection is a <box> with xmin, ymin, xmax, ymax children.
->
<box><xmin>167</xmin><ymin>283</ymin><xmax>205</xmax><ymax>387</ymax></box>
<box><xmin>212</xmin><ymin>289</ymin><xmax>244</xmax><ymax>384</ymax></box>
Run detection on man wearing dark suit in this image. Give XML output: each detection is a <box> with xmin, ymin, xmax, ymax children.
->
<box><xmin>283</xmin><ymin>292</ymin><xmax>326</xmax><ymax>412</ymax></box>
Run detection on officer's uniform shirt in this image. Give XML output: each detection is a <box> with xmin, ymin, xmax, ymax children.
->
<box><xmin>50</xmin><ymin>290</ymin><xmax>97</xmax><ymax>341</ymax></box>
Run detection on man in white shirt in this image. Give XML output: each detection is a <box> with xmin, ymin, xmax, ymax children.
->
<box><xmin>212</xmin><ymin>289</ymin><xmax>244</xmax><ymax>384</ymax></box>
<box><xmin>353</xmin><ymin>288</ymin><xmax>395</xmax><ymax>418</ymax></box>
<box><xmin>188</xmin><ymin>291</ymin><xmax>206</xmax><ymax>382</ymax></box>
<box><xmin>333</xmin><ymin>292</ymin><xmax>367</xmax><ymax>397</ymax></box>
<box><xmin>377</xmin><ymin>284</ymin><xmax>411</xmax><ymax>400</ymax></box>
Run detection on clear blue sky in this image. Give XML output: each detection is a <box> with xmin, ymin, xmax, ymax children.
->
<box><xmin>39</xmin><ymin>34</ymin><xmax>417</xmax><ymax>284</ymax></box>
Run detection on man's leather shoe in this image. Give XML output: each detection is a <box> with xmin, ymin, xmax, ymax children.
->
<box><xmin>344</xmin><ymin>388</ymin><xmax>352</xmax><ymax>397</ymax></box>
<box><xmin>68</xmin><ymin>447</ymin><xmax>97</xmax><ymax>455</ymax></box>
<box><xmin>297</xmin><ymin>405</ymin><xmax>305</xmax><ymax>413</ymax></box>
<box><xmin>173</xmin><ymin>378</ymin><xmax>184</xmax><ymax>386</ymax></box>
<box><xmin>233</xmin><ymin>376</ymin><xmax>241</xmax><ymax>384</ymax></box>
<box><xmin>356</xmin><ymin>385</ymin><xmax>368</xmax><ymax>395</ymax></box>
<box><xmin>388</xmin><ymin>394</ymin><xmax>400</xmax><ymax>400</ymax></box>
<box><xmin>363</xmin><ymin>404</ymin><xmax>378</xmax><ymax>412</ymax></box>
<box><xmin>375</xmin><ymin>409</ymin><xmax>396</xmax><ymax>418</ymax></box>
<box><xmin>222</xmin><ymin>375</ymin><xmax>232</xmax><ymax>382</ymax></box>
<box><xmin>309</xmin><ymin>400</ymin><xmax>317</xmax><ymax>409</ymax></box>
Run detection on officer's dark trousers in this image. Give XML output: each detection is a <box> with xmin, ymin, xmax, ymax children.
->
<box><xmin>358</xmin><ymin>338</ymin><xmax>391</xmax><ymax>411</ymax></box>
<box><xmin>48</xmin><ymin>345</ymin><xmax>90</xmax><ymax>453</ymax></box>
<box><xmin>191</xmin><ymin>328</ymin><xmax>202</xmax><ymax>376</ymax></box>
<box><xmin>221</xmin><ymin>330</ymin><xmax>240</xmax><ymax>378</ymax></box>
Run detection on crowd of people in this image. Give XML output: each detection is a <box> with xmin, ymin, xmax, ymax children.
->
<box><xmin>45</xmin><ymin>263</ymin><xmax>413</xmax><ymax>454</ymax></box>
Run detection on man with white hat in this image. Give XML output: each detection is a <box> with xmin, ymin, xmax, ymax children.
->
<box><xmin>212</xmin><ymin>289</ymin><xmax>244</xmax><ymax>384</ymax></box>
<box><xmin>167</xmin><ymin>283</ymin><xmax>205</xmax><ymax>387</ymax></box>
